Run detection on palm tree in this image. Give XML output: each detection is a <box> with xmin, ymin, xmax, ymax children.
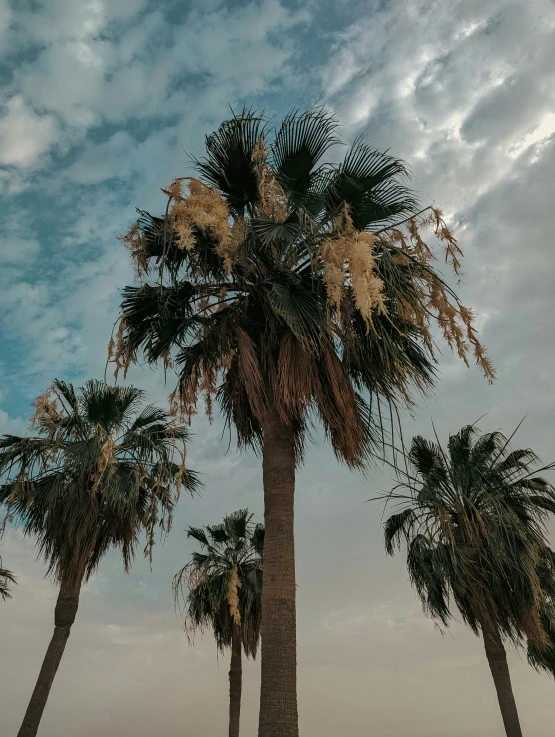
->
<box><xmin>383</xmin><ymin>424</ymin><xmax>555</xmax><ymax>737</ymax></box>
<box><xmin>0</xmin><ymin>379</ymin><xmax>200</xmax><ymax>737</ymax></box>
<box><xmin>173</xmin><ymin>509</ymin><xmax>263</xmax><ymax>737</ymax></box>
<box><xmin>111</xmin><ymin>107</ymin><xmax>494</xmax><ymax>736</ymax></box>
<box><xmin>0</xmin><ymin>556</ymin><xmax>16</xmax><ymax>600</ymax></box>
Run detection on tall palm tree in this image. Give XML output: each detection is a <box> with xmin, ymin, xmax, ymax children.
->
<box><xmin>383</xmin><ymin>424</ymin><xmax>555</xmax><ymax>737</ymax></box>
<box><xmin>111</xmin><ymin>107</ymin><xmax>494</xmax><ymax>736</ymax></box>
<box><xmin>0</xmin><ymin>379</ymin><xmax>200</xmax><ymax>737</ymax></box>
<box><xmin>0</xmin><ymin>556</ymin><xmax>16</xmax><ymax>600</ymax></box>
<box><xmin>173</xmin><ymin>509</ymin><xmax>263</xmax><ymax>737</ymax></box>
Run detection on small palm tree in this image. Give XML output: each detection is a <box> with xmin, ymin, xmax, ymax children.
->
<box><xmin>0</xmin><ymin>379</ymin><xmax>200</xmax><ymax>737</ymax></box>
<box><xmin>173</xmin><ymin>509</ymin><xmax>263</xmax><ymax>737</ymax></box>
<box><xmin>383</xmin><ymin>424</ymin><xmax>555</xmax><ymax>737</ymax></box>
<box><xmin>0</xmin><ymin>556</ymin><xmax>16</xmax><ymax>600</ymax></box>
<box><xmin>112</xmin><ymin>107</ymin><xmax>494</xmax><ymax>736</ymax></box>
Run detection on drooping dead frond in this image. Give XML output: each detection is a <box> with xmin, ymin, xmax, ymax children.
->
<box><xmin>107</xmin><ymin>315</ymin><xmax>133</xmax><ymax>381</ymax></box>
<box><xmin>30</xmin><ymin>390</ymin><xmax>60</xmax><ymax>426</ymax></box>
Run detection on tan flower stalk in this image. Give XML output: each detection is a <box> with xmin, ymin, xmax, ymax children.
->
<box><xmin>227</xmin><ymin>565</ymin><xmax>242</xmax><ymax>625</ymax></box>
<box><xmin>321</xmin><ymin>204</ymin><xmax>386</xmax><ymax>329</ymax></box>
<box><xmin>169</xmin><ymin>178</ymin><xmax>230</xmax><ymax>252</ymax></box>
<box><xmin>251</xmin><ymin>138</ymin><xmax>288</xmax><ymax>222</ymax></box>
<box><xmin>107</xmin><ymin>315</ymin><xmax>133</xmax><ymax>381</ymax></box>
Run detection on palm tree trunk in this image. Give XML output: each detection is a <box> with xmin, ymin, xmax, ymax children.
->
<box><xmin>258</xmin><ymin>403</ymin><xmax>298</xmax><ymax>737</ymax></box>
<box><xmin>482</xmin><ymin>622</ymin><xmax>523</xmax><ymax>737</ymax></box>
<box><xmin>17</xmin><ymin>576</ymin><xmax>81</xmax><ymax>737</ymax></box>
<box><xmin>229</xmin><ymin>624</ymin><xmax>242</xmax><ymax>737</ymax></box>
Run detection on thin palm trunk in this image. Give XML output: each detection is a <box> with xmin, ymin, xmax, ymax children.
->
<box><xmin>17</xmin><ymin>577</ymin><xmax>81</xmax><ymax>737</ymax></box>
<box><xmin>482</xmin><ymin>622</ymin><xmax>523</xmax><ymax>737</ymax></box>
<box><xmin>229</xmin><ymin>624</ymin><xmax>243</xmax><ymax>737</ymax></box>
<box><xmin>258</xmin><ymin>403</ymin><xmax>298</xmax><ymax>737</ymax></box>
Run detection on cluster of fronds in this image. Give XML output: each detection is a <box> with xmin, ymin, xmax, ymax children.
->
<box><xmin>173</xmin><ymin>509</ymin><xmax>264</xmax><ymax>657</ymax></box>
<box><xmin>0</xmin><ymin>556</ymin><xmax>16</xmax><ymax>601</ymax></box>
<box><xmin>110</xmin><ymin>107</ymin><xmax>494</xmax><ymax>466</ymax></box>
<box><xmin>383</xmin><ymin>424</ymin><xmax>555</xmax><ymax>649</ymax></box>
<box><xmin>0</xmin><ymin>380</ymin><xmax>200</xmax><ymax>585</ymax></box>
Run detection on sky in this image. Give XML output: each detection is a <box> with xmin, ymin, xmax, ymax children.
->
<box><xmin>0</xmin><ymin>0</ymin><xmax>555</xmax><ymax>735</ymax></box>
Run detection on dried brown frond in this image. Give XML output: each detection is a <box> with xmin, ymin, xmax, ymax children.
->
<box><xmin>273</xmin><ymin>334</ymin><xmax>315</xmax><ymax>422</ymax></box>
<box><xmin>201</xmin><ymin>361</ymin><xmax>217</xmax><ymax>422</ymax></box>
<box><xmin>30</xmin><ymin>390</ymin><xmax>60</xmax><ymax>426</ymax></box>
<box><xmin>174</xmin><ymin>451</ymin><xmax>188</xmax><ymax>500</ymax></box>
<box><xmin>236</xmin><ymin>327</ymin><xmax>268</xmax><ymax>423</ymax></box>
<box><xmin>251</xmin><ymin>138</ymin><xmax>288</xmax><ymax>222</ymax></box>
<box><xmin>108</xmin><ymin>316</ymin><xmax>133</xmax><ymax>381</ymax></box>
<box><xmin>161</xmin><ymin>349</ymin><xmax>173</xmax><ymax>372</ymax></box>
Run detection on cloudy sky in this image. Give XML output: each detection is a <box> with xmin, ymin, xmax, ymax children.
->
<box><xmin>1</xmin><ymin>0</ymin><xmax>555</xmax><ymax>735</ymax></box>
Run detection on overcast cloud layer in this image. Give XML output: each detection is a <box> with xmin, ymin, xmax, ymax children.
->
<box><xmin>1</xmin><ymin>1</ymin><xmax>555</xmax><ymax>735</ymax></box>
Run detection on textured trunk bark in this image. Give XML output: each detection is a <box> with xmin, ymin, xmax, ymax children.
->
<box><xmin>258</xmin><ymin>403</ymin><xmax>298</xmax><ymax>737</ymax></box>
<box><xmin>17</xmin><ymin>577</ymin><xmax>81</xmax><ymax>737</ymax></box>
<box><xmin>228</xmin><ymin>624</ymin><xmax>243</xmax><ymax>737</ymax></box>
<box><xmin>482</xmin><ymin>622</ymin><xmax>523</xmax><ymax>737</ymax></box>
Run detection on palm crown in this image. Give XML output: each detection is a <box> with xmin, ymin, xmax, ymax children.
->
<box><xmin>383</xmin><ymin>424</ymin><xmax>555</xmax><ymax>647</ymax></box>
<box><xmin>173</xmin><ymin>508</ymin><xmax>264</xmax><ymax>657</ymax></box>
<box><xmin>111</xmin><ymin>107</ymin><xmax>494</xmax><ymax>465</ymax></box>
<box><xmin>0</xmin><ymin>379</ymin><xmax>201</xmax><ymax>584</ymax></box>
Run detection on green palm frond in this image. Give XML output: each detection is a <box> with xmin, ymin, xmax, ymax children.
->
<box><xmin>271</xmin><ymin>106</ymin><xmax>341</xmax><ymax>209</ymax></box>
<box><xmin>324</xmin><ymin>137</ymin><xmax>417</xmax><ymax>229</ymax></box>
<box><xmin>194</xmin><ymin>107</ymin><xmax>268</xmax><ymax>217</ymax></box>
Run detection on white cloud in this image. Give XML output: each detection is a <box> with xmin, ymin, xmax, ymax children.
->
<box><xmin>0</xmin><ymin>237</ymin><xmax>40</xmax><ymax>263</ymax></box>
<box><xmin>0</xmin><ymin>95</ymin><xmax>59</xmax><ymax>167</ymax></box>
<box><xmin>0</xmin><ymin>408</ymin><xmax>27</xmax><ymax>435</ymax></box>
